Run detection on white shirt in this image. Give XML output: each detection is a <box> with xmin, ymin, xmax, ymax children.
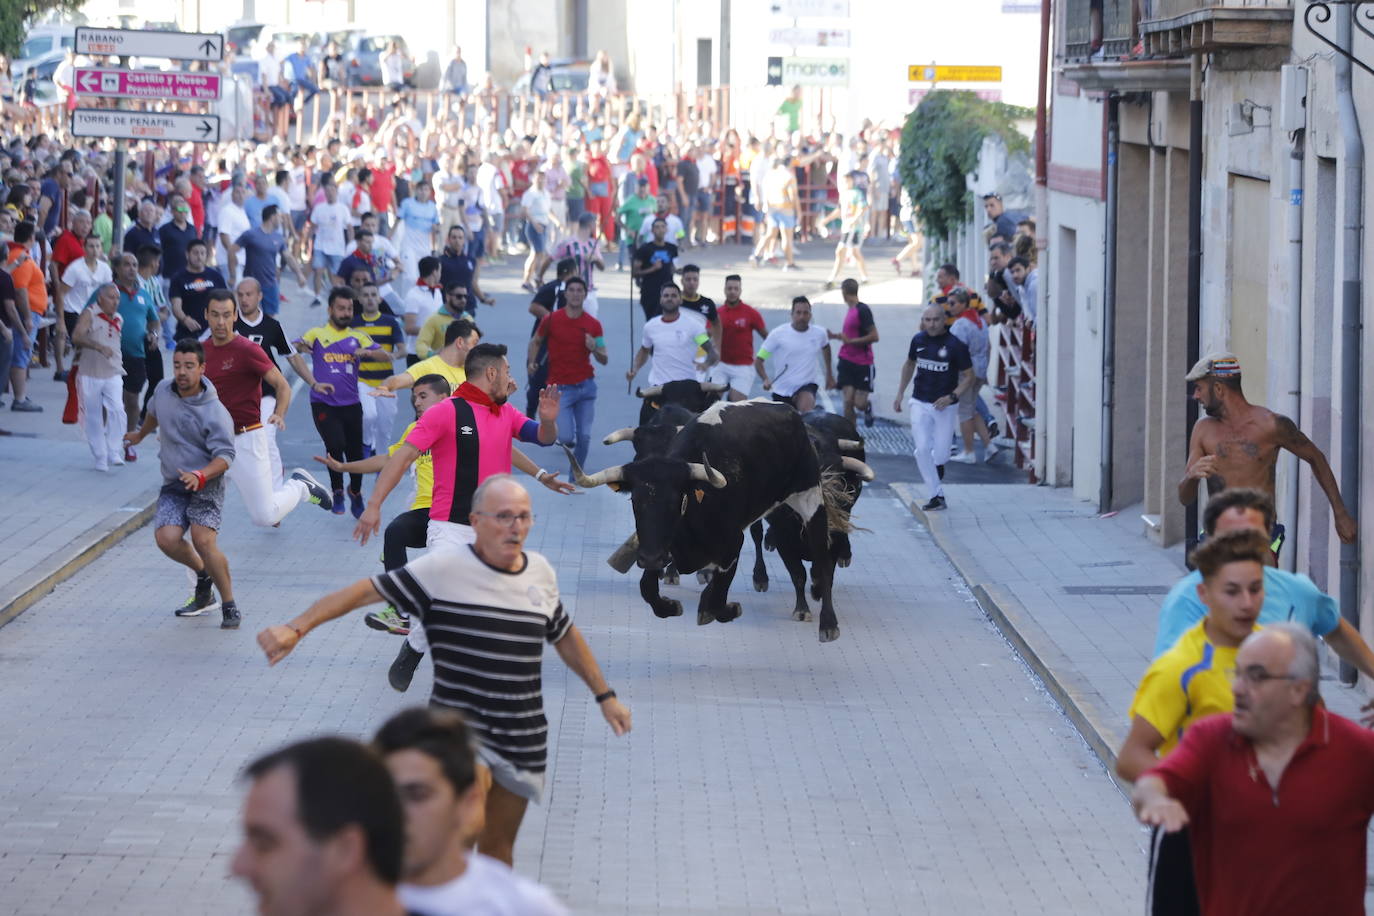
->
<box><xmin>696</xmin><ymin>154</ymin><xmax>717</xmax><ymax>191</ymax></box>
<box><xmin>398</xmin><ymin>853</ymin><xmax>568</xmax><ymax>916</ymax></box>
<box><xmin>310</xmin><ymin>201</ymin><xmax>351</xmax><ymax>256</ymax></box>
<box><xmin>403</xmin><ymin>283</ymin><xmax>444</xmax><ymax>346</ymax></box>
<box><xmin>269</xmin><ymin>186</ymin><xmax>292</xmax><ymax>218</ymax></box>
<box><xmin>257</xmin><ymin>53</ymin><xmax>280</xmax><ymax>88</ymax></box>
<box><xmin>638</xmin><ymin>213</ymin><xmax>684</xmax><ymax>245</ymax></box>
<box><xmin>381</xmin><ymin>51</ymin><xmax>406</xmax><ymax>85</ymax></box>
<box><xmin>61</xmin><ymin>257</ymin><xmax>112</xmax><ymax>314</ymax></box>
<box><xmin>433</xmin><ymin>169</ymin><xmax>463</xmax><ymax>209</ymax></box>
<box><xmin>288</xmin><ymin>167</ymin><xmax>308</xmax><ymax>209</ymax></box>
<box><xmin>476</xmin><ymin>163</ymin><xmax>505</xmax><ymax>211</ymax></box>
<box><xmin>520</xmin><ymin>188</ymin><xmax>551</xmax><ymax>226</ymax></box>
<box><xmin>215</xmin><ymin>203</ymin><xmax>250</xmax><ymax>273</ymax></box>
<box><xmin>758</xmin><ymin>323</ymin><xmax>830</xmax><ymax>396</ymax></box>
<box><xmin>642</xmin><ymin>310</ymin><xmax>708</xmax><ymax>386</ymax></box>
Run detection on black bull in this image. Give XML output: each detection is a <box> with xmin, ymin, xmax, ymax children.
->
<box><xmin>571</xmin><ymin>400</ymin><xmax>864</xmax><ymax>642</ymax></box>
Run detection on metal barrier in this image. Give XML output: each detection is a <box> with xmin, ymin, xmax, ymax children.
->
<box><xmin>994</xmin><ymin>319</ymin><xmax>1037</xmax><ymax>481</ymax></box>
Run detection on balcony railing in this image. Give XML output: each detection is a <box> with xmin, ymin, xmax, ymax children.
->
<box><xmin>1138</xmin><ymin>0</ymin><xmax>1292</xmax><ymax>55</ymax></box>
<box><xmin>1062</xmin><ymin>0</ymin><xmax>1138</xmax><ymax>61</ymax></box>
<box><xmin>1144</xmin><ymin>0</ymin><xmax>1290</xmax><ymax>20</ymax></box>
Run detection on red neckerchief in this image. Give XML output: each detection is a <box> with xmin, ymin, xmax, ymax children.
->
<box><xmin>456</xmin><ymin>381</ymin><xmax>501</xmax><ymax>415</ymax></box>
<box><xmin>96</xmin><ymin>309</ymin><xmax>121</xmax><ymax>330</ymax></box>
<box><xmin>116</xmin><ymin>284</ymin><xmax>138</xmax><ymax>297</ymax></box>
<box><xmin>956</xmin><ymin>307</ymin><xmax>984</xmax><ymax>329</ymax></box>
<box><xmin>416</xmin><ymin>279</ymin><xmax>439</xmax><ymax>290</ymax></box>
<box><xmin>352</xmin><ymin>250</ymin><xmax>376</xmax><ymax>265</ymax></box>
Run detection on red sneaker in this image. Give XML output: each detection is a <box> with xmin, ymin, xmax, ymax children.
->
<box><xmin>124</xmin><ymin>444</ymin><xmax>137</xmax><ymax>462</ymax></box>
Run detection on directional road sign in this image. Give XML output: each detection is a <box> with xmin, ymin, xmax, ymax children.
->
<box><xmin>74</xmin><ymin>68</ymin><xmax>221</xmax><ymax>101</ymax></box>
<box><xmin>909</xmin><ymin>65</ymin><xmax>1003</xmax><ymax>83</ymax></box>
<box><xmin>769</xmin><ymin>0</ymin><xmax>850</xmax><ymax>16</ymax></box>
<box><xmin>71</xmin><ymin>109</ymin><xmax>221</xmax><ymax>143</ymax></box>
<box><xmin>767</xmin><ymin>27</ymin><xmax>851</xmax><ymax>47</ymax></box>
<box><xmin>74</xmin><ymin>27</ymin><xmax>224</xmax><ymax>62</ymax></box>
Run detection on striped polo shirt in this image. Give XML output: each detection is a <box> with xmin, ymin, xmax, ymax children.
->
<box><xmin>352</xmin><ymin>310</ymin><xmax>403</xmax><ymax>386</ymax></box>
<box><xmin>371</xmin><ymin>546</ymin><xmax>573</xmax><ymax>772</ymax></box>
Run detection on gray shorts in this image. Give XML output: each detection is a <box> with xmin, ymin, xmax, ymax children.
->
<box><xmin>155</xmin><ymin>479</ymin><xmax>226</xmax><ymax>531</ymax></box>
<box><xmin>475</xmin><ymin>742</ymin><xmax>545</xmax><ymax>804</ymax></box>
<box><xmin>957</xmin><ymin>378</ymin><xmax>987</xmax><ymax>421</ymax></box>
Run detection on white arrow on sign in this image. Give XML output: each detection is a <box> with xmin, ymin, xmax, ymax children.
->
<box><xmin>74</xmin><ymin>27</ymin><xmax>224</xmax><ymax>62</ymax></box>
<box><xmin>70</xmin><ymin>109</ymin><xmax>221</xmax><ymax>143</ymax></box>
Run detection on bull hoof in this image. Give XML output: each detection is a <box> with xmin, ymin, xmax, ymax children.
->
<box><xmin>753</xmin><ymin>576</ymin><xmax>769</xmax><ymax>593</ymax></box>
<box><xmin>837</xmin><ymin>555</ymin><xmax>851</xmax><ymax>569</ymax></box>
<box><xmin>696</xmin><ymin>570</ymin><xmax>713</xmax><ymax>585</ymax></box>
<box><xmin>662</xmin><ymin>572</ymin><xmax>680</xmax><ymax>586</ymax></box>
<box><xmin>809</xmin><ymin>582</ymin><xmax>822</xmax><ymax>601</ymax></box>
<box><xmin>715</xmin><ymin>602</ymin><xmax>742</xmax><ymax>623</ymax></box>
<box><xmin>653</xmin><ymin>599</ymin><xmax>683</xmax><ymax>619</ymax></box>
<box><xmin>697</xmin><ymin>605</ymin><xmax>714</xmax><ymax>626</ymax></box>
<box><xmin>791</xmin><ymin>608</ymin><xmax>813</xmax><ymax>622</ymax></box>
<box><xmin>819</xmin><ymin>626</ymin><xmax>840</xmax><ymax>643</ymax></box>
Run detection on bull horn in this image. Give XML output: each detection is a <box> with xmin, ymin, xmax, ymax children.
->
<box><xmin>700</xmin><ymin>382</ymin><xmax>730</xmax><ymax>393</ymax></box>
<box><xmin>687</xmin><ymin>451</ymin><xmax>728</xmax><ymax>488</ymax></box>
<box><xmin>841</xmin><ymin>456</ymin><xmax>876</xmax><ymax>481</ymax></box>
<box><xmin>636</xmin><ymin>385</ymin><xmax>663</xmax><ymax>398</ymax></box>
<box><xmin>602</xmin><ymin>427</ymin><xmax>637</xmax><ymax>445</ymax></box>
<box><xmin>837</xmin><ymin>438</ymin><xmax>863</xmax><ymax>450</ymax></box>
<box><xmin>560</xmin><ymin>444</ymin><xmax>626</xmax><ymax>488</ymax></box>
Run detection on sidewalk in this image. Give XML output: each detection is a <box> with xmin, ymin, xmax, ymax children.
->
<box><xmin>890</xmin><ymin>482</ymin><xmax>1373</xmax><ymax>778</ymax></box>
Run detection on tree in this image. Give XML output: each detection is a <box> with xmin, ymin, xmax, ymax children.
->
<box><xmin>896</xmin><ymin>91</ymin><xmax>1032</xmax><ymax>241</ymax></box>
<box><xmin>0</xmin><ymin>1</ymin><xmax>83</xmax><ymax>60</ymax></box>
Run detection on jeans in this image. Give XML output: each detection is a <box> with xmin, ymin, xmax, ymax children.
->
<box><xmin>555</xmin><ymin>377</ymin><xmax>597</xmax><ymax>469</ymax></box>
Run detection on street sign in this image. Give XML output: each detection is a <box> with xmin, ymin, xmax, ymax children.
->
<box><xmin>71</xmin><ymin>109</ymin><xmax>221</xmax><ymax>143</ymax></box>
<box><xmin>783</xmin><ymin>56</ymin><xmax>848</xmax><ymax>87</ymax></box>
<box><xmin>766</xmin><ymin>56</ymin><xmax>784</xmax><ymax>86</ymax></box>
<box><xmin>909</xmin><ymin>64</ymin><xmax>1003</xmax><ymax>82</ymax></box>
<box><xmin>767</xmin><ymin>27</ymin><xmax>851</xmax><ymax>47</ymax></box>
<box><xmin>769</xmin><ymin>0</ymin><xmax>850</xmax><ymax>16</ymax></box>
<box><xmin>910</xmin><ymin>88</ymin><xmax>1003</xmax><ymax>106</ymax></box>
<box><xmin>74</xmin><ymin>27</ymin><xmax>224</xmax><ymax>62</ymax></box>
<box><xmin>74</xmin><ymin>68</ymin><xmax>221</xmax><ymax>101</ymax></box>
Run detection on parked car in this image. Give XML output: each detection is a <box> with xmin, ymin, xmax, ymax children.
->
<box><xmin>225</xmin><ymin>22</ymin><xmax>265</xmax><ymax>56</ymax></box>
<box><xmin>511</xmin><ymin>58</ymin><xmax>592</xmax><ymax>98</ymax></box>
<box><xmin>11</xmin><ymin>25</ymin><xmax>73</xmax><ymax>104</ymax></box>
<box><xmin>342</xmin><ymin>33</ymin><xmax>415</xmax><ymax>88</ymax></box>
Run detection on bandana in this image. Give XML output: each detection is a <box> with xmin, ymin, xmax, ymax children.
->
<box><xmin>456</xmin><ymin>381</ymin><xmax>501</xmax><ymax>415</ymax></box>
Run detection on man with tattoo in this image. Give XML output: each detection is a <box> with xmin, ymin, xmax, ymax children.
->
<box><xmin>1179</xmin><ymin>353</ymin><xmax>1356</xmax><ymax>556</ymax></box>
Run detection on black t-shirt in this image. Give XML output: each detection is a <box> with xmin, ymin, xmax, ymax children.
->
<box><xmin>907</xmin><ymin>331</ymin><xmax>971</xmax><ymax>403</ymax></box>
<box><xmin>235</xmin><ymin>312</ymin><xmax>293</xmax><ymax>397</ymax></box>
<box><xmin>122</xmin><ymin>222</ymin><xmax>158</xmax><ymax>257</ymax></box>
<box><xmin>170</xmin><ymin>267</ymin><xmax>226</xmax><ymax>339</ymax></box>
<box><xmin>680</xmin><ymin>293</ymin><xmax>717</xmax><ymax>325</ymax></box>
<box><xmin>529</xmin><ymin>279</ymin><xmax>565</xmax><ymax>336</ymax></box>
<box><xmin>634</xmin><ymin>241</ymin><xmax>678</xmax><ymax>304</ymax></box>
<box><xmin>158</xmin><ymin>221</ymin><xmax>199</xmax><ymax>278</ymax></box>
<box><xmin>676</xmin><ymin>158</ymin><xmax>700</xmax><ymax>197</ymax></box>
<box><xmin>439</xmin><ymin>248</ymin><xmax>475</xmax><ymax>291</ymax></box>
<box><xmin>0</xmin><ymin>268</ymin><xmax>16</xmax><ymax>324</ymax></box>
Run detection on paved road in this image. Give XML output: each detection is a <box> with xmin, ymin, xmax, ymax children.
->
<box><xmin>0</xmin><ymin>245</ymin><xmax>1146</xmax><ymax>914</ymax></box>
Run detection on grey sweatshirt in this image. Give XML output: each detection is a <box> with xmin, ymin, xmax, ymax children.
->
<box><xmin>147</xmin><ymin>376</ymin><xmax>236</xmax><ymax>486</ymax></box>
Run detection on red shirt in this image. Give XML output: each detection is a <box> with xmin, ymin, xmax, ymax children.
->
<box><xmin>510</xmin><ymin>158</ymin><xmax>534</xmax><ymax>196</ymax></box>
<box><xmin>405</xmin><ymin>396</ymin><xmax>540</xmax><ymax>523</ymax></box>
<box><xmin>52</xmin><ymin>230</ymin><xmax>84</xmax><ymax>272</ymax></box>
<box><xmin>203</xmin><ymin>335</ymin><xmax>276</xmax><ymax>430</ymax></box>
<box><xmin>370</xmin><ymin>165</ymin><xmax>396</xmax><ymax>213</ymax></box>
<box><xmin>716</xmin><ymin>300</ymin><xmax>766</xmax><ymax>366</ymax></box>
<box><xmin>537</xmin><ymin>308</ymin><xmax>603</xmax><ymax>386</ymax></box>
<box><xmin>189</xmin><ymin>185</ymin><xmax>205</xmax><ymax>234</ymax></box>
<box><xmin>1148</xmin><ymin>709</ymin><xmax>1374</xmax><ymax>916</ymax></box>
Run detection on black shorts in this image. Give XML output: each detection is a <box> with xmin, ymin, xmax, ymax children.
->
<box><xmin>1147</xmin><ymin>826</ymin><xmax>1199</xmax><ymax>916</ymax></box>
<box><xmin>63</xmin><ymin>311</ymin><xmax>79</xmax><ymax>336</ymax></box>
<box><xmin>122</xmin><ymin>354</ymin><xmax>147</xmax><ymax>393</ymax></box>
<box><xmin>773</xmin><ymin>383</ymin><xmax>819</xmax><ymax>408</ymax></box>
<box><xmin>836</xmin><ymin>357</ymin><xmax>875</xmax><ymax>393</ymax></box>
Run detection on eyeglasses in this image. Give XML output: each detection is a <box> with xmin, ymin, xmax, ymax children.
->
<box><xmin>1226</xmin><ymin>665</ymin><xmax>1299</xmax><ymax>686</ymax></box>
<box><xmin>473</xmin><ymin>511</ymin><xmax>534</xmax><ymax>527</ymax></box>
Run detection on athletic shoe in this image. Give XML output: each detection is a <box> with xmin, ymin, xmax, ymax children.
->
<box><xmin>783</xmin><ymin>263</ymin><xmax>801</xmax><ymax>272</ymax></box>
<box><xmin>348</xmin><ymin>488</ymin><xmax>365</xmax><ymax>519</ymax></box>
<box><xmin>984</xmin><ymin>443</ymin><xmax>1000</xmax><ymax>463</ymax></box>
<box><xmin>922</xmin><ymin>495</ymin><xmax>947</xmax><ymax>511</ymax></box>
<box><xmin>124</xmin><ymin>444</ymin><xmax>137</xmax><ymax>462</ymax></box>
<box><xmin>331</xmin><ymin>489</ymin><xmax>345</xmax><ymax>516</ymax></box>
<box><xmin>988</xmin><ymin>421</ymin><xmax>1000</xmax><ymax>439</ymax></box>
<box><xmin>174</xmin><ymin>578</ymin><xmax>219</xmax><ymax>617</ymax></box>
<box><xmin>951</xmin><ymin>451</ymin><xmax>976</xmax><ymax>464</ymax></box>
<box><xmin>310</xmin><ymin>296</ymin><xmax>322</xmax><ymax>308</ymax></box>
<box><xmin>10</xmin><ymin>398</ymin><xmax>42</xmax><ymax>412</ymax></box>
<box><xmin>366</xmin><ymin>606</ymin><xmax>411</xmax><ymax>636</ymax></box>
<box><xmin>862</xmin><ymin>402</ymin><xmax>875</xmax><ymax>428</ymax></box>
<box><xmin>389</xmin><ymin>642</ymin><xmax>424</xmax><ymax>692</ymax></box>
<box><xmin>220</xmin><ymin>602</ymin><xmax>241</xmax><ymax>630</ymax></box>
<box><xmin>289</xmin><ymin>468</ymin><xmax>334</xmax><ymax>510</ymax></box>
<box><xmin>53</xmin><ymin>370</ymin><xmax>68</xmax><ymax>382</ymax></box>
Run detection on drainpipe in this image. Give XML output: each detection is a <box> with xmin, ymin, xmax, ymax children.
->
<box><xmin>1283</xmin><ymin>65</ymin><xmax>1306</xmax><ymax>574</ymax></box>
<box><xmin>1099</xmin><ymin>93</ymin><xmax>1120</xmax><ymax>513</ymax></box>
<box><xmin>1335</xmin><ymin>6</ymin><xmax>1363</xmax><ymax>685</ymax></box>
<box><xmin>1183</xmin><ymin>54</ymin><xmax>1203</xmax><ymax>561</ymax></box>
<box><xmin>1034</xmin><ymin>0</ymin><xmax>1052</xmax><ymax>484</ymax></box>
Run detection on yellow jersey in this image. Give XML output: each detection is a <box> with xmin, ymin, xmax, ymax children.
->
<box><xmin>1128</xmin><ymin>620</ymin><xmax>1252</xmax><ymax>757</ymax></box>
<box><xmin>390</xmin><ymin>421</ymin><xmax>433</xmax><ymax>511</ymax></box>
<box><xmin>407</xmin><ymin>354</ymin><xmax>466</xmax><ymax>392</ymax></box>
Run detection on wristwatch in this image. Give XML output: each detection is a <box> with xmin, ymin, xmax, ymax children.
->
<box><xmin>949</xmin><ymin>394</ymin><xmax>959</xmax><ymax>404</ymax></box>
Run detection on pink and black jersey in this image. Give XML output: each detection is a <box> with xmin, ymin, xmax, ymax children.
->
<box><xmin>405</xmin><ymin>397</ymin><xmax>542</xmax><ymax>522</ymax></box>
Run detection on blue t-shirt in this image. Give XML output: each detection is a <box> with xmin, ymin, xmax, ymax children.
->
<box><xmin>243</xmin><ymin>195</ymin><xmax>271</xmax><ymax>229</ymax></box>
<box><xmin>906</xmin><ymin>331</ymin><xmax>971</xmax><ymax>403</ymax></box>
<box><xmin>398</xmin><ymin>196</ymin><xmax>438</xmax><ymax>236</ymax></box>
<box><xmin>236</xmin><ymin>227</ymin><xmax>285</xmax><ymax>291</ymax></box>
<box><xmin>1153</xmin><ymin>566</ymin><xmax>1341</xmax><ymax>657</ymax></box>
<box><xmin>40</xmin><ymin>177</ymin><xmax>62</xmax><ymax>235</ymax></box>
<box><xmin>116</xmin><ymin>285</ymin><xmax>159</xmax><ymax>357</ymax></box>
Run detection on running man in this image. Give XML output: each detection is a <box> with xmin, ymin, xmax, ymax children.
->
<box><xmin>755</xmin><ymin>296</ymin><xmax>834</xmax><ymax>413</ymax></box>
<box><xmin>203</xmin><ymin>289</ymin><xmax>334</xmax><ymax>525</ymax></box>
<box><xmin>893</xmin><ymin>304</ymin><xmax>975</xmax><ymax>512</ymax></box>
<box><xmin>526</xmin><ymin>276</ymin><xmax>606</xmax><ymax>470</ymax></box>
<box><xmin>707</xmin><ymin>274</ymin><xmax>766</xmax><ymax>401</ymax></box>
<box><xmin>123</xmin><ymin>339</ymin><xmax>240</xmax><ymax>628</ymax></box>
<box><xmin>353</xmin><ymin>280</ymin><xmax>405</xmax><ymax>456</ymax></box>
<box><xmin>826</xmin><ymin>171</ymin><xmax>870</xmax><ymax>286</ymax></box>
<box><xmin>829</xmin><ymin>278</ymin><xmax>879</xmax><ymax>426</ymax></box>
<box><xmin>678</xmin><ymin>263</ymin><xmax>720</xmax><ymax>359</ymax></box>
<box><xmin>257</xmin><ymin>475</ymin><xmax>630</xmax><ymax>867</ymax></box>
<box><xmin>626</xmin><ymin>283</ymin><xmax>717</xmax><ymax>423</ymax></box>
<box><xmin>1179</xmin><ymin>352</ymin><xmax>1355</xmax><ymax>555</ymax></box>
<box><xmin>295</xmin><ymin>287</ymin><xmax>388</xmax><ymax>518</ymax></box>
<box><xmin>373</xmin><ymin>317</ymin><xmax>479</xmax><ymax>397</ymax></box>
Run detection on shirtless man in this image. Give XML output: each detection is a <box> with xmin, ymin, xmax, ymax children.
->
<box><xmin>1178</xmin><ymin>353</ymin><xmax>1356</xmax><ymax>552</ymax></box>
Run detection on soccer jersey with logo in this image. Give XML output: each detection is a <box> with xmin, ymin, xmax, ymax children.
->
<box><xmin>907</xmin><ymin>331</ymin><xmax>971</xmax><ymax>403</ymax></box>
<box><xmin>295</xmin><ymin>325</ymin><xmax>375</xmax><ymax>406</ymax></box>
<box><xmin>352</xmin><ymin>310</ymin><xmax>403</xmax><ymax>386</ymax></box>
<box><xmin>404</xmin><ymin>397</ymin><xmax>541</xmax><ymax>523</ymax></box>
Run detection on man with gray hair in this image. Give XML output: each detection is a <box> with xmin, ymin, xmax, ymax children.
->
<box><xmin>1133</xmin><ymin>622</ymin><xmax>1374</xmax><ymax>915</ymax></box>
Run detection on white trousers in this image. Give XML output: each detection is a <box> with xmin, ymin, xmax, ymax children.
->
<box><xmin>79</xmin><ymin>374</ymin><xmax>126</xmax><ymax>468</ymax></box>
<box><xmin>909</xmin><ymin>397</ymin><xmax>957</xmax><ymax>500</ymax></box>
<box><xmin>359</xmin><ymin>386</ymin><xmax>398</xmax><ymax>454</ymax></box>
<box><xmin>226</xmin><ymin>425</ymin><xmax>309</xmax><ymax>526</ymax></box>
<box><xmin>405</xmin><ymin>520</ymin><xmax>476</xmax><ymax>653</ymax></box>
<box><xmin>260</xmin><ymin>395</ymin><xmax>284</xmax><ymax>484</ymax></box>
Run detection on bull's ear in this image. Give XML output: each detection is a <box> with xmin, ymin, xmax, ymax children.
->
<box><xmin>608</xmin><ymin>481</ymin><xmax>624</xmax><ymax>493</ymax></box>
<box><xmin>693</xmin><ymin>488</ymin><xmax>705</xmax><ymax>503</ymax></box>
<box><xmin>649</xmin><ymin>400</ymin><xmax>660</xmax><ymax>409</ymax></box>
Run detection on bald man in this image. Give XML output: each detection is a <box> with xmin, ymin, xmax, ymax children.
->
<box><xmin>893</xmin><ymin>304</ymin><xmax>975</xmax><ymax>512</ymax></box>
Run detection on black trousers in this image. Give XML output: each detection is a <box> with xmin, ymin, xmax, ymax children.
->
<box><xmin>526</xmin><ymin>338</ymin><xmax>549</xmax><ymax>417</ymax></box>
<box><xmin>141</xmin><ymin>342</ymin><xmax>164</xmax><ymax>418</ymax></box>
<box><xmin>1147</xmin><ymin>826</ymin><xmax>1200</xmax><ymax>916</ymax></box>
<box><xmin>312</xmin><ymin>401</ymin><xmax>364</xmax><ymax>492</ymax></box>
<box><xmin>383</xmin><ymin>507</ymin><xmax>429</xmax><ymax>572</ymax></box>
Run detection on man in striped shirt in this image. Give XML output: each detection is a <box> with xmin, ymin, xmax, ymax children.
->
<box><xmin>353</xmin><ymin>280</ymin><xmax>405</xmax><ymax>456</ymax></box>
<box><xmin>257</xmin><ymin>475</ymin><xmax>632</xmax><ymax>866</ymax></box>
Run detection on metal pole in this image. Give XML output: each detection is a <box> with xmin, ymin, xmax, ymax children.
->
<box><xmin>1183</xmin><ymin>54</ymin><xmax>1203</xmax><ymax>561</ymax></box>
<box><xmin>1099</xmin><ymin>93</ymin><xmax>1119</xmax><ymax>513</ymax></box>
<box><xmin>111</xmin><ymin>55</ymin><xmax>130</xmax><ymax>250</ymax></box>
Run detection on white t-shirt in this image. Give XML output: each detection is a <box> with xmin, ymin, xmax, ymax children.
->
<box><xmin>288</xmin><ymin>167</ymin><xmax>308</xmax><ymax>209</ymax></box>
<box><xmin>403</xmin><ymin>284</ymin><xmax>444</xmax><ymax>346</ymax></box>
<box><xmin>521</xmin><ymin>188</ymin><xmax>551</xmax><ymax>226</ymax></box>
<box><xmin>433</xmin><ymin>169</ymin><xmax>464</xmax><ymax>209</ymax></box>
<box><xmin>638</xmin><ymin>214</ymin><xmax>684</xmax><ymax>245</ymax></box>
<box><xmin>61</xmin><ymin>257</ymin><xmax>112</xmax><ymax>314</ymax></box>
<box><xmin>758</xmin><ymin>323</ymin><xmax>830</xmax><ymax>396</ymax></box>
<box><xmin>696</xmin><ymin>154</ymin><xmax>718</xmax><ymax>191</ymax></box>
<box><xmin>310</xmin><ymin>201</ymin><xmax>352</xmax><ymax>256</ymax></box>
<box><xmin>398</xmin><ymin>853</ymin><xmax>568</xmax><ymax>916</ymax></box>
<box><xmin>215</xmin><ymin>203</ymin><xmax>250</xmax><ymax>273</ymax></box>
<box><xmin>269</xmin><ymin>186</ymin><xmax>293</xmax><ymax>219</ymax></box>
<box><xmin>642</xmin><ymin>310</ymin><xmax>709</xmax><ymax>386</ymax></box>
<box><xmin>476</xmin><ymin>163</ymin><xmax>506</xmax><ymax>212</ymax></box>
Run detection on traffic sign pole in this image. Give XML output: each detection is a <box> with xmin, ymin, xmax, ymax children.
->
<box><xmin>111</xmin><ymin>56</ymin><xmax>128</xmax><ymax>258</ymax></box>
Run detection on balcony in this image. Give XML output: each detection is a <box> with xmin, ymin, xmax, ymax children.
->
<box><xmin>1062</xmin><ymin>0</ymin><xmax>1137</xmax><ymax>61</ymax></box>
<box><xmin>1138</xmin><ymin>0</ymin><xmax>1292</xmax><ymax>55</ymax></box>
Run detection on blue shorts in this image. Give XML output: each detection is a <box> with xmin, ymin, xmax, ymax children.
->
<box><xmin>312</xmin><ymin>251</ymin><xmax>344</xmax><ymax>272</ymax></box>
<box><xmin>261</xmin><ymin>284</ymin><xmax>280</xmax><ymax>316</ymax></box>
<box><xmin>524</xmin><ymin>221</ymin><xmax>547</xmax><ymax>254</ymax></box>
<box><xmin>9</xmin><ymin>316</ymin><xmax>35</xmax><ymax>369</ymax></box>
<box><xmin>769</xmin><ymin>209</ymin><xmax>797</xmax><ymax>230</ymax></box>
<box><xmin>291</xmin><ymin>209</ymin><xmax>308</xmax><ymax>232</ymax></box>
<box><xmin>695</xmin><ymin>190</ymin><xmax>712</xmax><ymax>213</ymax></box>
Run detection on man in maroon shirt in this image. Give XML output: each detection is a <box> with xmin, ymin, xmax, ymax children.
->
<box><xmin>203</xmin><ymin>289</ymin><xmax>334</xmax><ymax>525</ymax></box>
<box><xmin>1134</xmin><ymin>623</ymin><xmax>1374</xmax><ymax>916</ymax></box>
<box><xmin>525</xmin><ymin>276</ymin><xmax>606</xmax><ymax>470</ymax></box>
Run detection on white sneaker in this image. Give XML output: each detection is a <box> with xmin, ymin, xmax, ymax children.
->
<box><xmin>951</xmin><ymin>451</ymin><xmax>976</xmax><ymax>464</ymax></box>
<box><xmin>984</xmin><ymin>443</ymin><xmax>1000</xmax><ymax>463</ymax></box>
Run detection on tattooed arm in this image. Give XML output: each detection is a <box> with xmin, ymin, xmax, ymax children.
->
<box><xmin>1276</xmin><ymin>415</ymin><xmax>1356</xmax><ymax>543</ymax></box>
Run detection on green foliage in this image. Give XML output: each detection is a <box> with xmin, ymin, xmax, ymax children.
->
<box><xmin>0</xmin><ymin>1</ymin><xmax>83</xmax><ymax>60</ymax></box>
<box><xmin>897</xmin><ymin>91</ymin><xmax>1033</xmax><ymax>241</ymax></box>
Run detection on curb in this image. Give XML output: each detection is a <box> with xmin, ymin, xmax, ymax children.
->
<box><xmin>0</xmin><ymin>486</ymin><xmax>159</xmax><ymax>630</ymax></box>
<box><xmin>891</xmin><ymin>482</ymin><xmax>1131</xmax><ymax>794</ymax></box>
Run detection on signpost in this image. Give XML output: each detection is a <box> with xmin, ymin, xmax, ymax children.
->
<box><xmin>74</xmin><ymin>27</ymin><xmax>224</xmax><ymax>62</ymax></box>
<box><xmin>767</xmin><ymin>27</ymin><xmax>851</xmax><ymax>47</ymax></box>
<box><xmin>71</xmin><ymin>109</ymin><xmax>221</xmax><ymax>143</ymax></box>
<box><xmin>782</xmin><ymin>56</ymin><xmax>849</xmax><ymax>87</ymax></box>
<box><xmin>74</xmin><ymin>68</ymin><xmax>221</xmax><ymax>101</ymax></box>
<box><xmin>908</xmin><ymin>64</ymin><xmax>1003</xmax><ymax>83</ymax></box>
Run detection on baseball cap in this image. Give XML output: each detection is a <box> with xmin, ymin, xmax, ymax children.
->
<box><xmin>1185</xmin><ymin>352</ymin><xmax>1241</xmax><ymax>381</ymax></box>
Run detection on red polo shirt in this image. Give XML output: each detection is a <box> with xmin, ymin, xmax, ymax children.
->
<box><xmin>52</xmin><ymin>230</ymin><xmax>85</xmax><ymax>272</ymax></box>
<box><xmin>1147</xmin><ymin>708</ymin><xmax>1374</xmax><ymax>916</ymax></box>
<box><xmin>203</xmin><ymin>334</ymin><xmax>276</xmax><ymax>430</ymax></box>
